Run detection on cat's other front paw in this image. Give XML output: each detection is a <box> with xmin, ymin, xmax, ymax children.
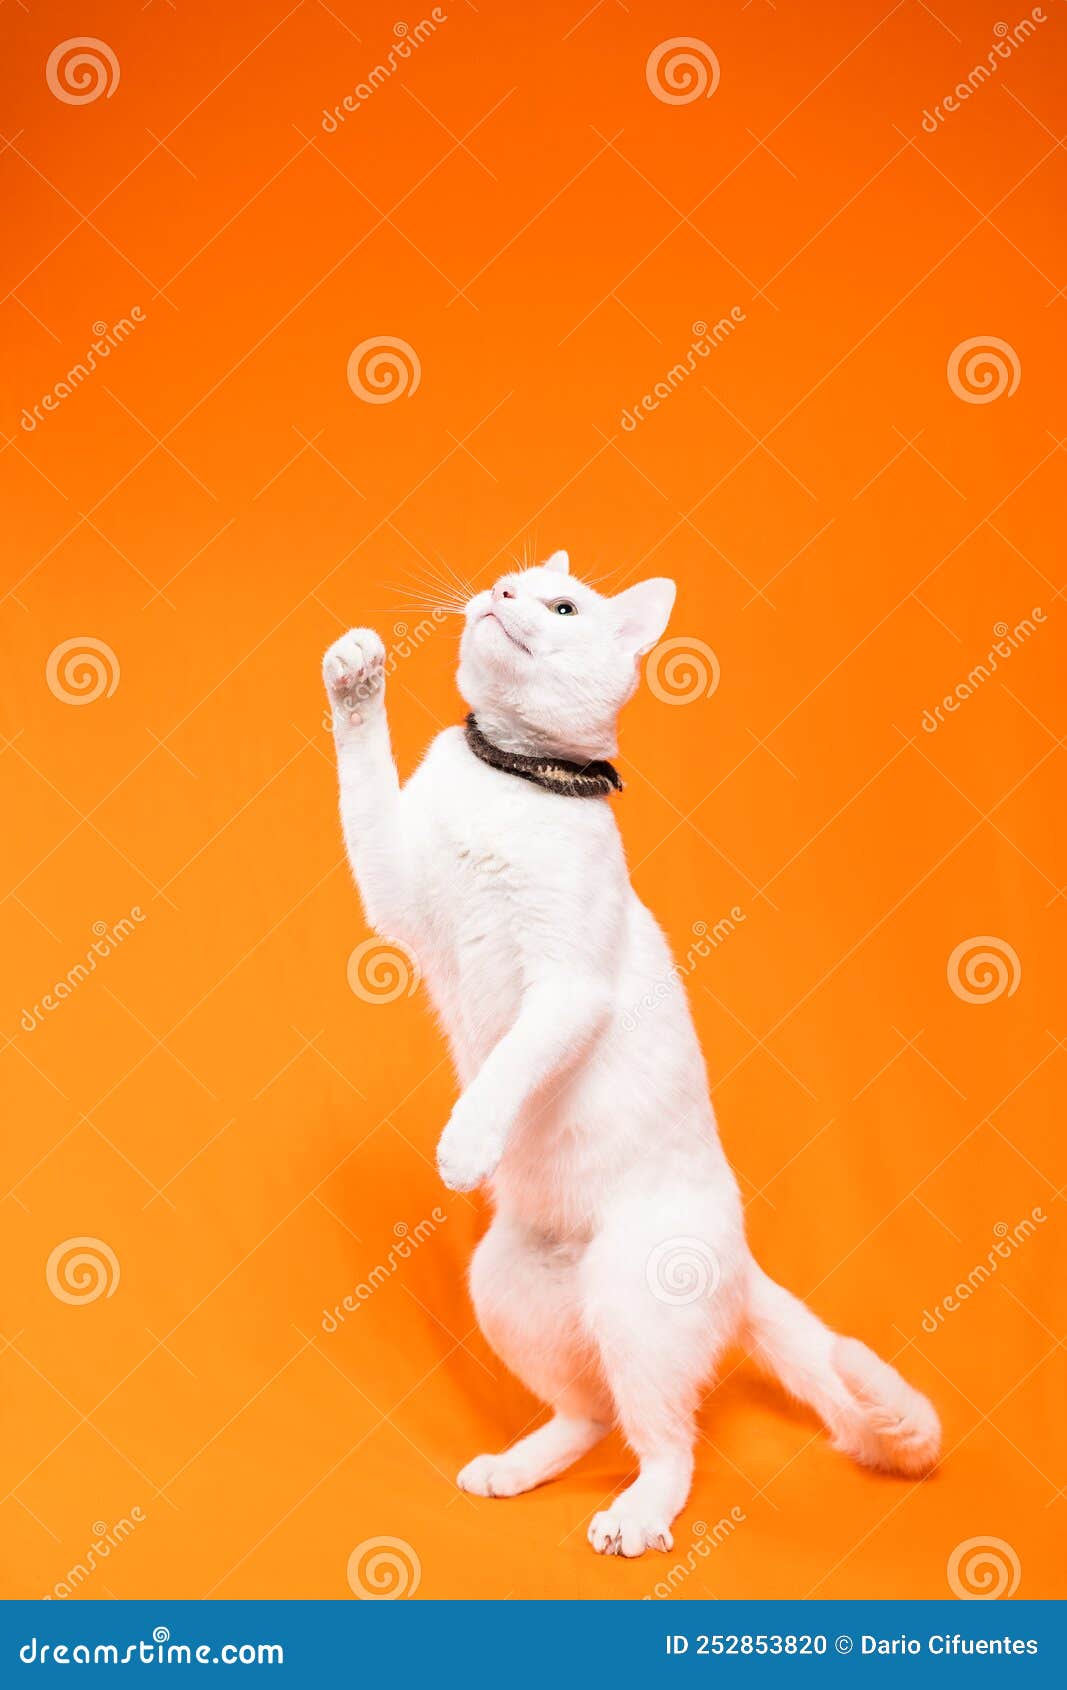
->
<box><xmin>322</xmin><ymin>628</ymin><xmax>386</xmax><ymax>728</ymax></box>
<box><xmin>436</xmin><ymin>1106</ymin><xmax>502</xmax><ymax>1193</ymax></box>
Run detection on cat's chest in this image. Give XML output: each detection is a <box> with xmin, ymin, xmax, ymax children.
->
<box><xmin>404</xmin><ymin>728</ymin><xmax>617</xmax><ymax>947</ymax></box>
<box><xmin>424</xmin><ymin>809</ymin><xmax>530</xmax><ymax>933</ymax></box>
<box><xmin>413</xmin><ymin>801</ymin><xmax>536</xmax><ymax>1055</ymax></box>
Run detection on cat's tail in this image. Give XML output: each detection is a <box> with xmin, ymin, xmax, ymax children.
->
<box><xmin>744</xmin><ymin>1264</ymin><xmax>940</xmax><ymax>1475</ymax></box>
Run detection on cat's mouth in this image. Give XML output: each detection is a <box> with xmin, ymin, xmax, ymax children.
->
<box><xmin>480</xmin><ymin>609</ymin><xmax>530</xmax><ymax>656</ymax></box>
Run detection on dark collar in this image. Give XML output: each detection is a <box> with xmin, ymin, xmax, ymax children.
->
<box><xmin>463</xmin><ymin>714</ymin><xmax>623</xmax><ymax>799</ymax></box>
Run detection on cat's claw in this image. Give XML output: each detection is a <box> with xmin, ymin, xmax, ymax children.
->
<box><xmin>588</xmin><ymin>1507</ymin><xmax>673</xmax><ymax>1558</ymax></box>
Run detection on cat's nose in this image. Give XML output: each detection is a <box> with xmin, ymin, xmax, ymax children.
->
<box><xmin>493</xmin><ymin>584</ymin><xmax>515</xmax><ymax>601</ymax></box>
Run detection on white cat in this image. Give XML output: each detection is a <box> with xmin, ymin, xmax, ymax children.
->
<box><xmin>322</xmin><ymin>550</ymin><xmax>940</xmax><ymax>1558</ymax></box>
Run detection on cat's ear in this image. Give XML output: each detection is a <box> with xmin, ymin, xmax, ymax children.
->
<box><xmin>543</xmin><ymin>549</ymin><xmax>570</xmax><ymax>575</ymax></box>
<box><xmin>612</xmin><ymin>578</ymin><xmax>676</xmax><ymax>655</ymax></box>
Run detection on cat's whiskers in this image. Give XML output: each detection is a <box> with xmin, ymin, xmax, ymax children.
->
<box><xmin>385</xmin><ymin>590</ymin><xmax>470</xmax><ymax>617</ymax></box>
<box><xmin>431</xmin><ymin>554</ymin><xmax>478</xmax><ymax>604</ymax></box>
<box><xmin>382</xmin><ymin>565</ymin><xmax>472</xmax><ymax>618</ymax></box>
<box><xmin>392</xmin><ymin>557</ymin><xmax>476</xmax><ymax>609</ymax></box>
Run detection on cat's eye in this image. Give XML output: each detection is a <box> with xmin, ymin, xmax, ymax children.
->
<box><xmin>551</xmin><ymin>600</ymin><xmax>578</xmax><ymax>616</ymax></box>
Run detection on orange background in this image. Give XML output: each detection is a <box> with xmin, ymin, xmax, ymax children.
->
<box><xmin>2</xmin><ymin>0</ymin><xmax>1064</xmax><ymax>1602</ymax></box>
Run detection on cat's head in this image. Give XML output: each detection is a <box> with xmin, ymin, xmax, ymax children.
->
<box><xmin>457</xmin><ymin>550</ymin><xmax>675</xmax><ymax>760</ymax></box>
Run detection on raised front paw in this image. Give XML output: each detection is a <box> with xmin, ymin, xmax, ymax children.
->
<box><xmin>322</xmin><ymin>628</ymin><xmax>386</xmax><ymax>727</ymax></box>
<box><xmin>436</xmin><ymin>1106</ymin><xmax>503</xmax><ymax>1194</ymax></box>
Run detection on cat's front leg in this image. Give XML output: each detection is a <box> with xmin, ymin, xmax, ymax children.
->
<box><xmin>322</xmin><ymin>629</ymin><xmax>411</xmax><ymax>940</ymax></box>
<box><xmin>435</xmin><ymin>1086</ymin><xmax>508</xmax><ymax>1193</ymax></box>
<box><xmin>436</xmin><ymin>975</ymin><xmax>611</xmax><ymax>1191</ymax></box>
<box><xmin>432</xmin><ymin>1081</ymin><xmax>503</xmax><ymax>1189</ymax></box>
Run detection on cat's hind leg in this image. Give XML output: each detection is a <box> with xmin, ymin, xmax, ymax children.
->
<box><xmin>458</xmin><ymin>1214</ymin><xmax>609</xmax><ymax>1498</ymax></box>
<box><xmin>580</xmin><ymin>1185</ymin><xmax>747</xmax><ymax>1557</ymax></box>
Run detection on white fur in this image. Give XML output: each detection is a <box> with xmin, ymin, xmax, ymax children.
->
<box><xmin>322</xmin><ymin>557</ymin><xmax>940</xmax><ymax>1558</ymax></box>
